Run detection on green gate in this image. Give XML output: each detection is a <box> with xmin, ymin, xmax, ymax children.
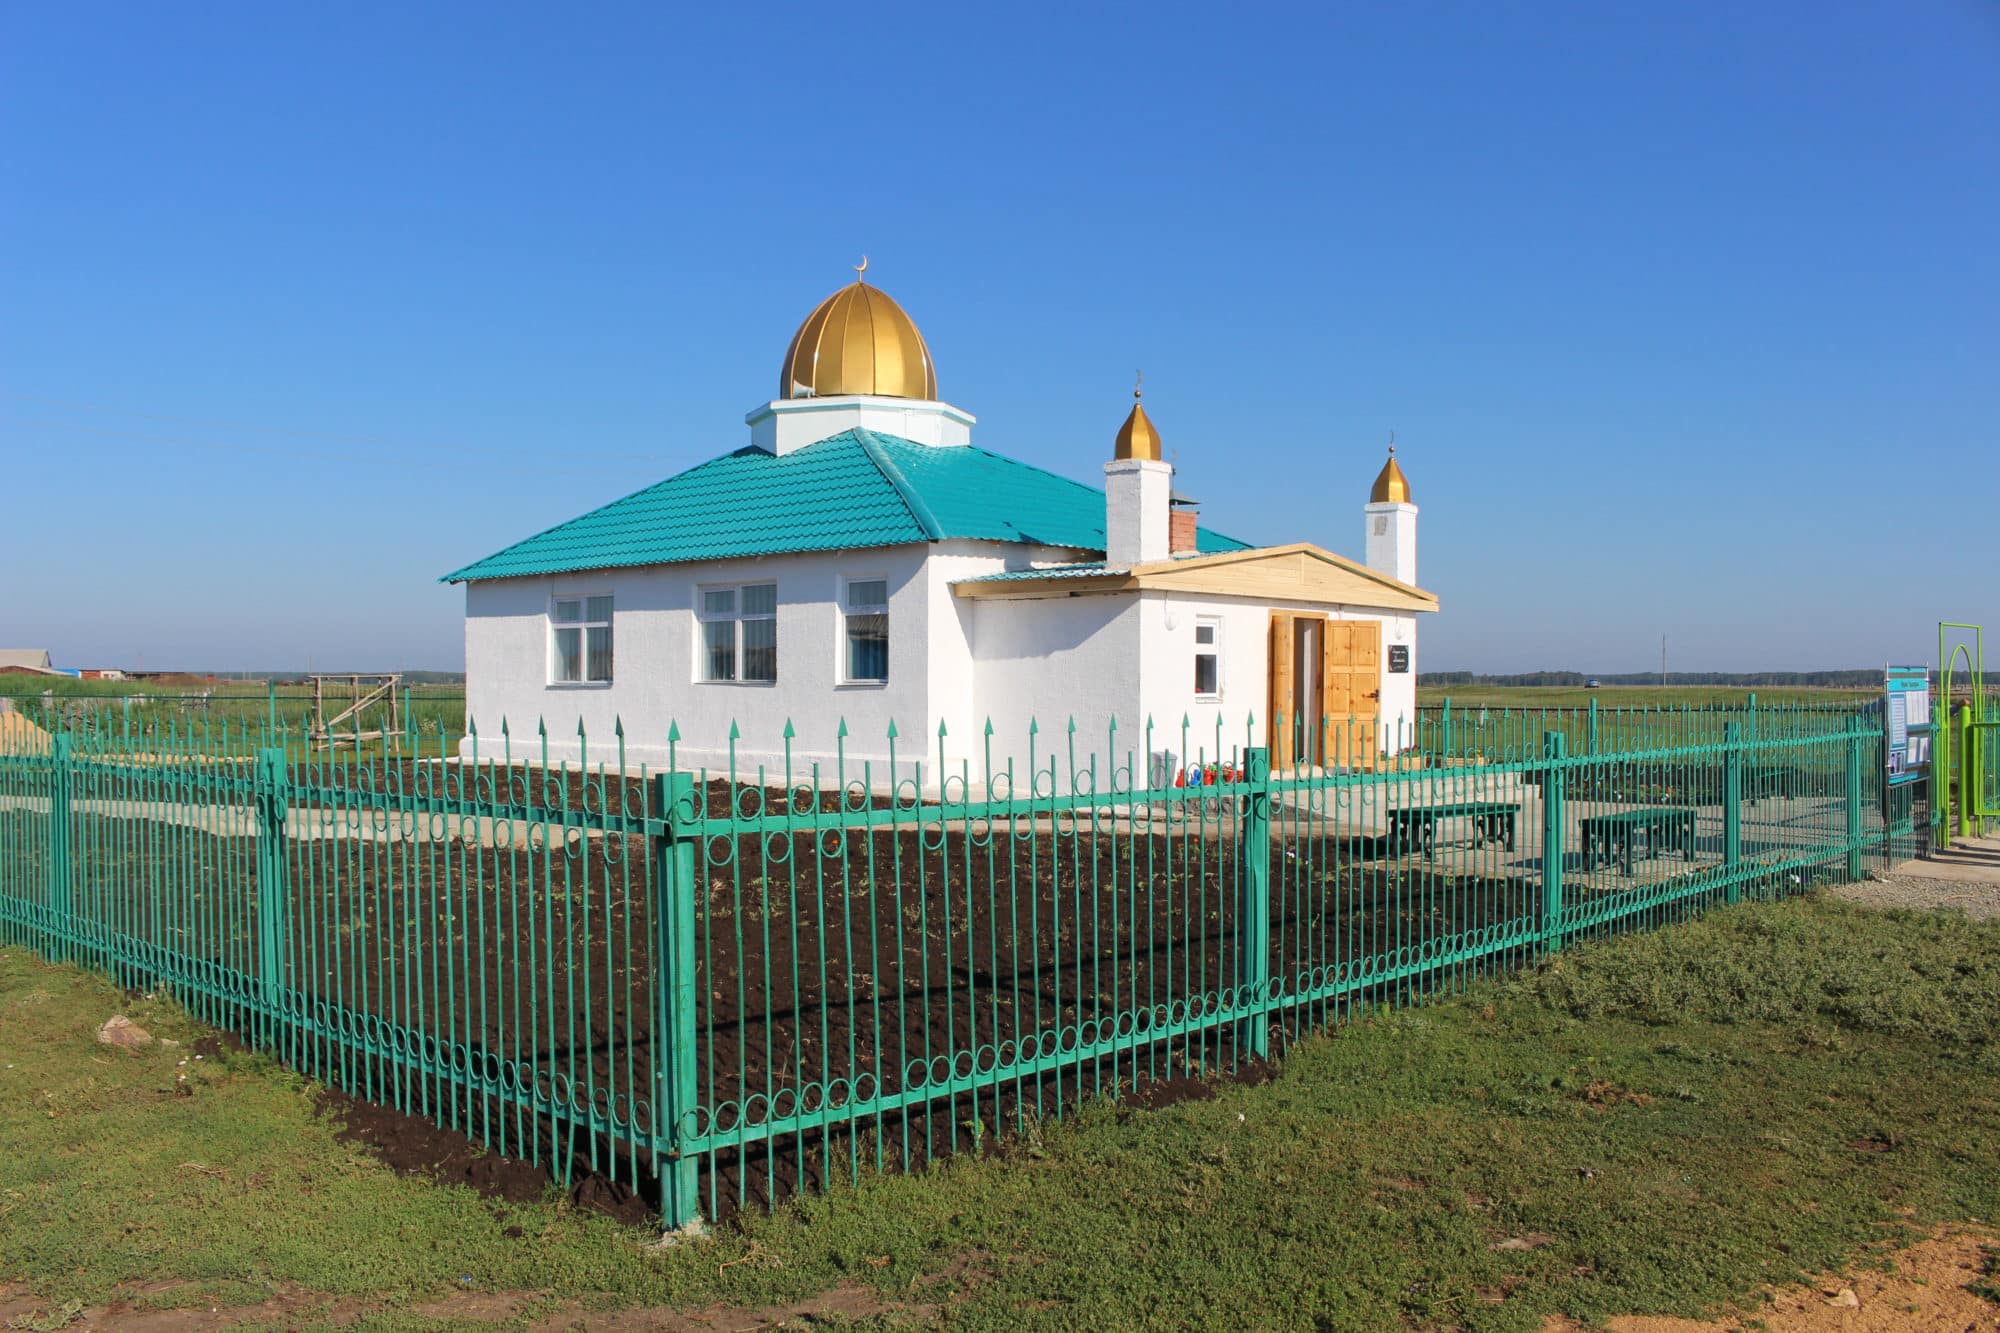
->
<box><xmin>1936</xmin><ymin>622</ymin><xmax>1994</xmax><ymax>845</ymax></box>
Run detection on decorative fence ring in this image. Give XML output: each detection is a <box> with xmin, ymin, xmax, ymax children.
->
<box><xmin>703</xmin><ymin>833</ymin><xmax>739</xmax><ymax>867</ymax></box>
<box><xmin>843</xmin><ymin>780</ymin><xmax>871</xmax><ymax>814</ymax></box>
<box><xmin>734</xmin><ymin>785</ymin><xmax>766</xmax><ymax>820</ymax></box>
<box><xmin>893</xmin><ymin>778</ymin><xmax>923</xmax><ymax>813</ymax></box>
<box><xmin>762</xmin><ymin>830</ymin><xmax>794</xmax><ymax>865</ymax></box>
<box><xmin>817</xmin><ymin>827</ymin><xmax>847</xmax><ymax>859</ymax></box>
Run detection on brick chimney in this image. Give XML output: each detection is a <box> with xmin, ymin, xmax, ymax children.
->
<box><xmin>1168</xmin><ymin>493</ymin><xmax>1199</xmax><ymax>555</ymax></box>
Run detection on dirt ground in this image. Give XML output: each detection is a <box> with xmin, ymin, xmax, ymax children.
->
<box><xmin>1544</xmin><ymin>1228</ymin><xmax>2000</xmax><ymax>1332</ymax></box>
<box><xmin>1831</xmin><ymin>834</ymin><xmax>2000</xmax><ymax>922</ymax></box>
<box><xmin>0</xmin><ymin>1277</ymin><xmax>914</xmax><ymax>1331</ymax></box>
<box><xmin>5</xmin><ymin>1229</ymin><xmax>1991</xmax><ymax>1330</ymax></box>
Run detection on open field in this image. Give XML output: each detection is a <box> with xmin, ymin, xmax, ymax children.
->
<box><xmin>4</xmin><ymin>894</ymin><xmax>1998</xmax><ymax>1331</ymax></box>
<box><xmin>1417</xmin><ymin>684</ymin><xmax>1878</xmax><ymax>709</ymax></box>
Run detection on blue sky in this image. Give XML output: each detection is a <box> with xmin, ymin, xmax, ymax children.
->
<box><xmin>2</xmin><ymin>1</ymin><xmax>1994</xmax><ymax>673</ymax></box>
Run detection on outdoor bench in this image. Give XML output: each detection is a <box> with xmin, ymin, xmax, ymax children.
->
<box><xmin>1386</xmin><ymin>801</ymin><xmax>1519</xmax><ymax>861</ymax></box>
<box><xmin>1578</xmin><ymin>806</ymin><xmax>1697</xmax><ymax>874</ymax></box>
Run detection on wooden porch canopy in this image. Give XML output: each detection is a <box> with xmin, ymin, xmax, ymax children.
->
<box><xmin>952</xmin><ymin>542</ymin><xmax>1439</xmax><ymax>612</ymax></box>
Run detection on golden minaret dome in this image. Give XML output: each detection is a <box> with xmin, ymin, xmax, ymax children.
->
<box><xmin>1113</xmin><ymin>374</ymin><xmax>1161</xmax><ymax>461</ymax></box>
<box><xmin>779</xmin><ymin>258</ymin><xmax>937</xmax><ymax>401</ymax></box>
<box><xmin>1370</xmin><ymin>445</ymin><xmax>1412</xmax><ymax>504</ymax></box>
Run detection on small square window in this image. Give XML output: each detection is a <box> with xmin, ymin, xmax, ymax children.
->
<box><xmin>698</xmin><ymin>583</ymin><xmax>777</xmax><ymax>683</ymax></box>
<box><xmin>551</xmin><ymin>595</ymin><xmax>612</xmax><ymax>683</ymax></box>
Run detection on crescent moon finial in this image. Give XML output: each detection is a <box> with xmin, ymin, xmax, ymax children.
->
<box><xmin>853</xmin><ymin>255</ymin><xmax>869</xmax><ymax>282</ymax></box>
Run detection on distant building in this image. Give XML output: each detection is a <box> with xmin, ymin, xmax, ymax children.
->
<box><xmin>0</xmin><ymin>650</ymin><xmax>61</xmax><ymax>677</ymax></box>
<box><xmin>77</xmin><ymin>669</ymin><xmax>127</xmax><ymax>681</ymax></box>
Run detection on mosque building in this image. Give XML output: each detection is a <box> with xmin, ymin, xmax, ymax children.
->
<box><xmin>445</xmin><ymin>267</ymin><xmax>1437</xmax><ymax>779</ymax></box>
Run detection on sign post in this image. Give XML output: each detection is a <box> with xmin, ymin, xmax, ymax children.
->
<box><xmin>1885</xmin><ymin>666</ymin><xmax>1931</xmax><ymax>788</ymax></box>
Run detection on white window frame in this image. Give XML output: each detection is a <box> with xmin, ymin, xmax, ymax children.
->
<box><xmin>549</xmin><ymin>592</ymin><xmax>614</xmax><ymax>687</ymax></box>
<box><xmin>1193</xmin><ymin>615</ymin><xmax>1223</xmax><ymax>701</ymax></box>
<box><xmin>839</xmin><ymin>574</ymin><xmax>891</xmax><ymax>686</ymax></box>
<box><xmin>696</xmin><ymin>582</ymin><xmax>778</xmax><ymax>684</ymax></box>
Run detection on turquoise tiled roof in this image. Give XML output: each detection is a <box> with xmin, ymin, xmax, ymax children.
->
<box><xmin>442</xmin><ymin>428</ymin><xmax>1250</xmax><ymax>582</ymax></box>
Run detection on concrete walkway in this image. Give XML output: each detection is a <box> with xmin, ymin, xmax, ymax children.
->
<box><xmin>1832</xmin><ymin>833</ymin><xmax>2000</xmax><ymax>920</ymax></box>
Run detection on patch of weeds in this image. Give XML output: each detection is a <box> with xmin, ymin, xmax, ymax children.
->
<box><xmin>1971</xmin><ymin>1244</ymin><xmax>2000</xmax><ymax>1306</ymax></box>
<box><xmin>1512</xmin><ymin>896</ymin><xmax>2000</xmax><ymax>1044</ymax></box>
<box><xmin>3</xmin><ymin>1300</ymin><xmax>84</xmax><ymax>1333</ymax></box>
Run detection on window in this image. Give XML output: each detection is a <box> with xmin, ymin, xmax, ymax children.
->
<box><xmin>699</xmin><ymin>583</ymin><xmax>777</xmax><ymax>682</ymax></box>
<box><xmin>552</xmin><ymin>595</ymin><xmax>614</xmax><ymax>684</ymax></box>
<box><xmin>1193</xmin><ymin>617</ymin><xmax>1221</xmax><ymax>698</ymax></box>
<box><xmin>842</xmin><ymin>577</ymin><xmax>889</xmax><ymax>683</ymax></box>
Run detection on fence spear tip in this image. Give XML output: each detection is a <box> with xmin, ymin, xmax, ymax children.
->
<box><xmin>667</xmin><ymin>720</ymin><xmax>681</xmax><ymax>743</ymax></box>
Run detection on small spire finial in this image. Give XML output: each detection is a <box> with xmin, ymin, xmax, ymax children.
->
<box><xmin>1134</xmin><ymin>369</ymin><xmax>1143</xmax><ymax>400</ymax></box>
<box><xmin>853</xmin><ymin>255</ymin><xmax>869</xmax><ymax>283</ymax></box>
<box><xmin>1388</xmin><ymin>429</ymin><xmax>1396</xmax><ymax>456</ymax></box>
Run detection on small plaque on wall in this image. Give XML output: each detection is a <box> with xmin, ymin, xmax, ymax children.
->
<box><xmin>1387</xmin><ymin>645</ymin><xmax>1410</xmax><ymax>674</ymax></box>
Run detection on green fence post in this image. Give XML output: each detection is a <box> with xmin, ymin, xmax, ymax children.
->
<box><xmin>652</xmin><ymin>770</ymin><xmax>702</xmax><ymax>1231</ymax></box>
<box><xmin>1844</xmin><ymin>721</ymin><xmax>1865</xmax><ymax>882</ymax></box>
<box><xmin>47</xmin><ymin>733</ymin><xmax>72</xmax><ymax>962</ymax></box>
<box><xmin>1238</xmin><ymin>747</ymin><xmax>1272</xmax><ymax>1060</ymax></box>
<box><xmin>1441</xmin><ymin>698</ymin><xmax>1453</xmax><ymax>758</ymax></box>
<box><xmin>1723</xmin><ymin>721</ymin><xmax>1743</xmax><ymax>903</ymax></box>
<box><xmin>1587</xmin><ymin>698</ymin><xmax>1599</xmax><ymax>756</ymax></box>
<box><xmin>1540</xmin><ymin>731</ymin><xmax>1565</xmax><ymax>952</ymax></box>
<box><xmin>253</xmin><ymin>747</ymin><xmax>290</xmax><ymax>1047</ymax></box>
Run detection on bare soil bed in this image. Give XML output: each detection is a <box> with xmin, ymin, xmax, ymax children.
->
<box><xmin>6</xmin><ymin>763</ymin><xmax>1558</xmax><ymax>1220</ymax></box>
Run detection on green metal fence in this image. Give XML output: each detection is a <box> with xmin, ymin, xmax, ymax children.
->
<box><xmin>0</xmin><ymin>704</ymin><xmax>1904</xmax><ymax>1228</ymax></box>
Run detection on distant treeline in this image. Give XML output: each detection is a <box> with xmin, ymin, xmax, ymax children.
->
<box><xmin>1419</xmin><ymin>670</ymin><xmax>1884</xmax><ymax>688</ymax></box>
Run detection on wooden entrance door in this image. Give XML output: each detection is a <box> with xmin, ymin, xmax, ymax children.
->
<box><xmin>1268</xmin><ymin>614</ymin><xmax>1383</xmax><ymax>770</ymax></box>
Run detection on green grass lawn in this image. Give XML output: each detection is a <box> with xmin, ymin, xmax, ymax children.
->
<box><xmin>3</xmin><ymin>898</ymin><xmax>1997</xmax><ymax>1331</ymax></box>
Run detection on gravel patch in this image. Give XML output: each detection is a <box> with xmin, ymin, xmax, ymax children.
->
<box><xmin>1829</xmin><ymin>873</ymin><xmax>2000</xmax><ymax>921</ymax></box>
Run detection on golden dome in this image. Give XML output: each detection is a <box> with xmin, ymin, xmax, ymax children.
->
<box><xmin>779</xmin><ymin>263</ymin><xmax>936</xmax><ymax>400</ymax></box>
<box><xmin>1370</xmin><ymin>447</ymin><xmax>1412</xmax><ymax>503</ymax></box>
<box><xmin>1114</xmin><ymin>384</ymin><xmax>1161</xmax><ymax>461</ymax></box>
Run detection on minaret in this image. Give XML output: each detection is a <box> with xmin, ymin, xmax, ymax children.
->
<box><xmin>1364</xmin><ymin>445</ymin><xmax>1416</xmax><ymax>584</ymax></box>
<box><xmin>1104</xmin><ymin>378</ymin><xmax>1171</xmax><ymax>567</ymax></box>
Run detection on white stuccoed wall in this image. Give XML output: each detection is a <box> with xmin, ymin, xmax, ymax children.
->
<box><xmin>1132</xmin><ymin>592</ymin><xmax>1420</xmax><ymax>770</ymax></box>
<box><xmin>462</xmin><ymin>546</ymin><xmax>934</xmax><ymax>775</ymax></box>
<box><xmin>745</xmin><ymin>396</ymin><xmax>975</xmax><ymax>454</ymax></box>
<box><xmin>1363</xmin><ymin>501</ymin><xmax>1418</xmax><ymax>586</ymax></box>
<box><xmin>962</xmin><ymin>592</ymin><xmax>1144</xmax><ymax>789</ymax></box>
<box><xmin>1103</xmin><ymin>459</ymin><xmax>1172</xmax><ymax>567</ymax></box>
<box><xmin>460</xmin><ymin>538</ymin><xmax>1096</xmax><ymax>779</ymax></box>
